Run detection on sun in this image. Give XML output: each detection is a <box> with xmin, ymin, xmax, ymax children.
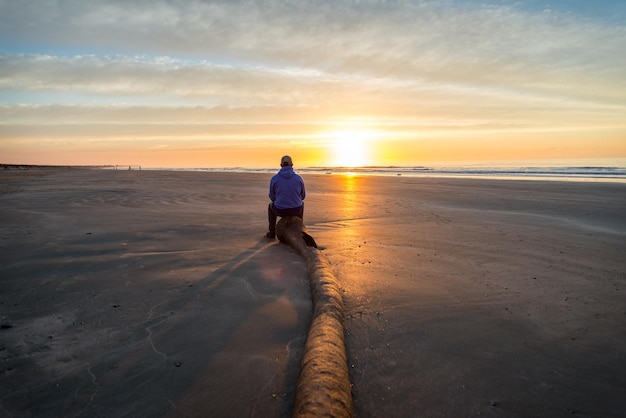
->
<box><xmin>329</xmin><ymin>130</ymin><xmax>373</xmax><ymax>167</ymax></box>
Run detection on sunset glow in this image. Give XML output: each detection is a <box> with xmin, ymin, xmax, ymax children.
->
<box><xmin>329</xmin><ymin>130</ymin><xmax>375</xmax><ymax>167</ymax></box>
<box><xmin>1</xmin><ymin>1</ymin><xmax>625</xmax><ymax>168</ymax></box>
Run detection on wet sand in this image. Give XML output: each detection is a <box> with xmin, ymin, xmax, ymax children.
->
<box><xmin>1</xmin><ymin>169</ymin><xmax>625</xmax><ymax>417</ymax></box>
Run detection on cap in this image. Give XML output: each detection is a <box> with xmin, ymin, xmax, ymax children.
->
<box><xmin>280</xmin><ymin>155</ymin><xmax>293</xmax><ymax>166</ymax></box>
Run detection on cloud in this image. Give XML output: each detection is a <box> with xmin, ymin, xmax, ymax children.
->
<box><xmin>0</xmin><ymin>54</ymin><xmax>313</xmax><ymax>103</ymax></box>
<box><xmin>2</xmin><ymin>1</ymin><xmax>624</xmax><ymax>101</ymax></box>
<box><xmin>1</xmin><ymin>0</ymin><xmax>625</xmax><ymax>150</ymax></box>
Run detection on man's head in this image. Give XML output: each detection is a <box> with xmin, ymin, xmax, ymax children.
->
<box><xmin>280</xmin><ymin>155</ymin><xmax>293</xmax><ymax>167</ymax></box>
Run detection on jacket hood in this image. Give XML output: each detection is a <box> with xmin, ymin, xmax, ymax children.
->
<box><xmin>279</xmin><ymin>166</ymin><xmax>295</xmax><ymax>178</ymax></box>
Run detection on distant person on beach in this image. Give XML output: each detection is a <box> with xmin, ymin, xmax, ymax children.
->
<box><xmin>266</xmin><ymin>155</ymin><xmax>306</xmax><ymax>239</ymax></box>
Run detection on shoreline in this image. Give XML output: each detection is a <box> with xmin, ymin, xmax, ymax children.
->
<box><xmin>3</xmin><ymin>162</ymin><xmax>625</xmax><ymax>183</ymax></box>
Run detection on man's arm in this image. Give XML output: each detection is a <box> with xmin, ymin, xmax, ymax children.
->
<box><xmin>269</xmin><ymin>178</ymin><xmax>276</xmax><ymax>202</ymax></box>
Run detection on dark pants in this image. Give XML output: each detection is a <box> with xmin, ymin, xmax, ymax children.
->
<box><xmin>268</xmin><ymin>203</ymin><xmax>304</xmax><ymax>234</ymax></box>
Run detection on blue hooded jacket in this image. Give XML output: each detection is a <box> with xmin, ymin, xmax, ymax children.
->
<box><xmin>269</xmin><ymin>166</ymin><xmax>306</xmax><ymax>210</ymax></box>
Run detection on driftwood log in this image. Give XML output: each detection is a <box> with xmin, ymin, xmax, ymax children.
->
<box><xmin>276</xmin><ymin>216</ymin><xmax>354</xmax><ymax>418</ymax></box>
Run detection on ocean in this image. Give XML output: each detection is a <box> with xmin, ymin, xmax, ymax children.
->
<box><xmin>152</xmin><ymin>158</ymin><xmax>626</xmax><ymax>183</ymax></box>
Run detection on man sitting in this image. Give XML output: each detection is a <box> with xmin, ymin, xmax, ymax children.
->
<box><xmin>266</xmin><ymin>155</ymin><xmax>306</xmax><ymax>239</ymax></box>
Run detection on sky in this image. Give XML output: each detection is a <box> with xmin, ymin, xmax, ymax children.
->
<box><xmin>1</xmin><ymin>0</ymin><xmax>625</xmax><ymax>168</ymax></box>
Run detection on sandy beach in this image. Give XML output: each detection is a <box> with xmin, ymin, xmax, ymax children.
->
<box><xmin>1</xmin><ymin>168</ymin><xmax>625</xmax><ymax>417</ymax></box>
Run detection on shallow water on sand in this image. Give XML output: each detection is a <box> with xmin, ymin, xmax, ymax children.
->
<box><xmin>0</xmin><ymin>170</ymin><xmax>311</xmax><ymax>417</ymax></box>
<box><xmin>305</xmin><ymin>175</ymin><xmax>626</xmax><ymax>417</ymax></box>
<box><xmin>1</xmin><ymin>170</ymin><xmax>625</xmax><ymax>417</ymax></box>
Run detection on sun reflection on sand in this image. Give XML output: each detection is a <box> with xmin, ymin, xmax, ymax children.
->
<box><xmin>340</xmin><ymin>173</ymin><xmax>359</xmax><ymax>218</ymax></box>
<box><xmin>335</xmin><ymin>174</ymin><xmax>365</xmax><ymax>248</ymax></box>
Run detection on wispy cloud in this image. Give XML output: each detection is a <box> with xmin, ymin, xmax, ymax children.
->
<box><xmin>2</xmin><ymin>1</ymin><xmax>624</xmax><ymax>101</ymax></box>
<box><xmin>1</xmin><ymin>0</ymin><xmax>625</xmax><ymax>165</ymax></box>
